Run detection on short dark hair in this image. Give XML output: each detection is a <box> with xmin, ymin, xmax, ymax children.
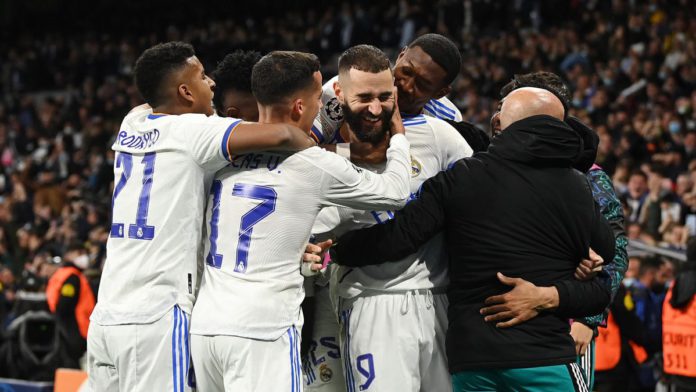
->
<box><xmin>338</xmin><ymin>45</ymin><xmax>391</xmax><ymax>75</ymax></box>
<box><xmin>211</xmin><ymin>50</ymin><xmax>262</xmax><ymax>111</ymax></box>
<box><xmin>133</xmin><ymin>42</ymin><xmax>195</xmax><ymax>107</ymax></box>
<box><xmin>500</xmin><ymin>71</ymin><xmax>572</xmax><ymax>110</ymax></box>
<box><xmin>409</xmin><ymin>34</ymin><xmax>461</xmax><ymax>86</ymax></box>
<box><xmin>629</xmin><ymin>169</ymin><xmax>648</xmax><ymax>180</ymax></box>
<box><xmin>251</xmin><ymin>51</ymin><xmax>320</xmax><ymax>105</ymax></box>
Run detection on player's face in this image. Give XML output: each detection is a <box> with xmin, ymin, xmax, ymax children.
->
<box><xmin>182</xmin><ymin>56</ymin><xmax>216</xmax><ymax>116</ymax></box>
<box><xmin>220</xmin><ymin>90</ymin><xmax>259</xmax><ymax>121</ymax></box>
<box><xmin>298</xmin><ymin>71</ymin><xmax>323</xmax><ymax>133</ymax></box>
<box><xmin>340</xmin><ymin>68</ymin><xmax>395</xmax><ymax>144</ymax></box>
<box><xmin>393</xmin><ymin>46</ymin><xmax>449</xmax><ymax>115</ymax></box>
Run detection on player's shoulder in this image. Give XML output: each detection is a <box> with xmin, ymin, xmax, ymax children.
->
<box><xmin>294</xmin><ymin>146</ymin><xmax>362</xmax><ymax>183</ymax></box>
<box><xmin>404</xmin><ymin>114</ymin><xmax>456</xmax><ymax>135</ymax></box>
<box><xmin>422</xmin><ymin>97</ymin><xmax>461</xmax><ymax>121</ymax></box>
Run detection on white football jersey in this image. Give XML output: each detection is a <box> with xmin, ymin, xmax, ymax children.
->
<box><xmin>189</xmin><ymin>134</ymin><xmax>411</xmax><ymax>340</ymax></box>
<box><xmin>91</xmin><ymin>110</ymin><xmax>242</xmax><ymax>325</ymax></box>
<box><xmin>311</xmin><ymin>75</ymin><xmax>463</xmax><ymax>144</ymax></box>
<box><xmin>315</xmin><ymin>115</ymin><xmax>473</xmax><ymax>297</ymax></box>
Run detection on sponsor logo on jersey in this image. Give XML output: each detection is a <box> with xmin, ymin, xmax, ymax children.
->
<box><xmin>325</xmin><ymin>97</ymin><xmax>343</xmax><ymax>121</ymax></box>
<box><xmin>320</xmin><ymin>363</ymin><xmax>333</xmax><ymax>382</ymax></box>
<box><xmin>411</xmin><ymin>155</ymin><xmax>422</xmax><ymax>177</ymax></box>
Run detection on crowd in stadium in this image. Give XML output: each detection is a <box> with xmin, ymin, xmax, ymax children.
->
<box><xmin>0</xmin><ymin>0</ymin><xmax>695</xmax><ymax>391</ymax></box>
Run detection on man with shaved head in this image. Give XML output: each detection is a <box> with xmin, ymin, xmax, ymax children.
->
<box><xmin>330</xmin><ymin>87</ymin><xmax>617</xmax><ymax>391</ymax></box>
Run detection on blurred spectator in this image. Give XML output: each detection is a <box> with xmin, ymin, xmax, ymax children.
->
<box><xmin>45</xmin><ymin>242</ymin><xmax>95</xmax><ymax>364</ymax></box>
<box><xmin>661</xmin><ymin>238</ymin><xmax>696</xmax><ymax>391</ymax></box>
<box><xmin>624</xmin><ymin>170</ymin><xmax>650</xmax><ymax>223</ymax></box>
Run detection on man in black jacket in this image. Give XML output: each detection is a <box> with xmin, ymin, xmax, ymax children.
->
<box><xmin>334</xmin><ymin>87</ymin><xmax>615</xmax><ymax>391</ymax></box>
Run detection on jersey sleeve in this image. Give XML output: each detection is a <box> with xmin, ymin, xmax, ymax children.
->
<box><xmin>431</xmin><ymin>118</ymin><xmax>474</xmax><ymax>169</ymax></box>
<box><xmin>178</xmin><ymin>114</ymin><xmax>242</xmax><ymax>172</ymax></box>
<box><xmin>303</xmin><ymin>134</ymin><xmax>411</xmax><ymax>211</ymax></box>
<box><xmin>334</xmin><ymin>167</ymin><xmax>451</xmax><ymax>266</ymax></box>
<box><xmin>312</xmin><ymin>77</ymin><xmax>344</xmax><ymax>144</ymax></box>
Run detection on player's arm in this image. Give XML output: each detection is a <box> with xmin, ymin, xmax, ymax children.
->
<box><xmin>576</xmin><ymin>168</ymin><xmax>628</xmax><ymax>328</ymax></box>
<box><xmin>333</xmin><ymin>168</ymin><xmax>450</xmax><ymax>267</ymax></box>
<box><xmin>480</xmin><ymin>201</ymin><xmax>616</xmax><ymax>328</ymax></box>
<box><xmin>315</xmin><ymin>131</ymin><xmax>410</xmax><ymax>211</ymax></box>
<box><xmin>227</xmin><ymin>122</ymin><xmax>316</xmax><ymax>155</ymax></box>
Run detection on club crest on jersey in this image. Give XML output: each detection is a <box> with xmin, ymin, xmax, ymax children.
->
<box><xmin>325</xmin><ymin>97</ymin><xmax>343</xmax><ymax>121</ymax></box>
<box><xmin>319</xmin><ymin>364</ymin><xmax>333</xmax><ymax>382</ymax></box>
<box><xmin>411</xmin><ymin>155</ymin><xmax>422</xmax><ymax>177</ymax></box>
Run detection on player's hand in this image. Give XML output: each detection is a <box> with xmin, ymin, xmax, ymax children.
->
<box><xmin>570</xmin><ymin>321</ymin><xmax>594</xmax><ymax>356</ymax></box>
<box><xmin>574</xmin><ymin>248</ymin><xmax>603</xmax><ymax>281</ymax></box>
<box><xmin>389</xmin><ymin>86</ymin><xmax>405</xmax><ymax>136</ymax></box>
<box><xmin>301</xmin><ymin>239</ymin><xmax>333</xmax><ymax>273</ymax></box>
<box><xmin>480</xmin><ymin>273</ymin><xmax>556</xmax><ymax>328</ymax></box>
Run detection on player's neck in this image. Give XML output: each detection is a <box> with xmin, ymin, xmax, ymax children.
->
<box><xmin>151</xmin><ymin>103</ymin><xmax>196</xmax><ymax>116</ymax></box>
<box><xmin>258</xmin><ymin>107</ymin><xmax>300</xmax><ymax>129</ymax></box>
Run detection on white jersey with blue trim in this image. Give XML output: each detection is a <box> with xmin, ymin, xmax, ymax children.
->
<box><xmin>313</xmin><ymin>115</ymin><xmax>473</xmax><ymax>297</ymax></box>
<box><xmin>189</xmin><ymin>134</ymin><xmax>411</xmax><ymax>340</ymax></box>
<box><xmin>311</xmin><ymin>75</ymin><xmax>463</xmax><ymax>144</ymax></box>
<box><xmin>92</xmin><ymin>110</ymin><xmax>242</xmax><ymax>325</ymax></box>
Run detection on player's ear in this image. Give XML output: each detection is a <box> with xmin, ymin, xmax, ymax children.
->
<box><xmin>225</xmin><ymin>106</ymin><xmax>240</xmax><ymax>118</ymax></box>
<box><xmin>334</xmin><ymin>80</ymin><xmax>344</xmax><ymax>104</ymax></box>
<box><xmin>433</xmin><ymin>85</ymin><xmax>451</xmax><ymax>100</ymax></box>
<box><xmin>178</xmin><ymin>84</ymin><xmax>195</xmax><ymax>104</ymax></box>
<box><xmin>291</xmin><ymin>98</ymin><xmax>303</xmax><ymax>121</ymax></box>
<box><xmin>396</xmin><ymin>47</ymin><xmax>408</xmax><ymax>61</ymax></box>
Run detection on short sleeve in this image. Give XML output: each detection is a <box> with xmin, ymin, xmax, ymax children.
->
<box><xmin>431</xmin><ymin>118</ymin><xmax>474</xmax><ymax>169</ymax></box>
<box><xmin>178</xmin><ymin>114</ymin><xmax>242</xmax><ymax>172</ymax></box>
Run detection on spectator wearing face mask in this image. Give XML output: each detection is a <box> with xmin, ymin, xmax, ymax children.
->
<box><xmin>45</xmin><ymin>242</ymin><xmax>95</xmax><ymax>364</ymax></box>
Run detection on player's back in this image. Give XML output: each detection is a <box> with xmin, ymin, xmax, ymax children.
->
<box><xmin>92</xmin><ymin>110</ymin><xmax>240</xmax><ymax>325</ymax></box>
<box><xmin>191</xmin><ymin>138</ymin><xmax>410</xmax><ymax>340</ymax></box>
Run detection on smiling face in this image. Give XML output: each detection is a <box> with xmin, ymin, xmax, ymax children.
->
<box><xmin>393</xmin><ymin>46</ymin><xmax>450</xmax><ymax>115</ymax></box>
<box><xmin>337</xmin><ymin>68</ymin><xmax>395</xmax><ymax>144</ymax></box>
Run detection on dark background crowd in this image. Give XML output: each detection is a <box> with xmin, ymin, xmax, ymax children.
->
<box><xmin>0</xmin><ymin>0</ymin><xmax>695</xmax><ymax>387</ymax></box>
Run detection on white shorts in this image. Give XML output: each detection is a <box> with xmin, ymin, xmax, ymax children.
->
<box><xmin>191</xmin><ymin>326</ymin><xmax>303</xmax><ymax>392</ymax></box>
<box><xmin>303</xmin><ymin>285</ymin><xmax>346</xmax><ymax>391</ymax></box>
<box><xmin>339</xmin><ymin>290</ymin><xmax>451</xmax><ymax>392</ymax></box>
<box><xmin>87</xmin><ymin>305</ymin><xmax>192</xmax><ymax>392</ymax></box>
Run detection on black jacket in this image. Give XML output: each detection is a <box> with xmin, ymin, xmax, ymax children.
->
<box><xmin>335</xmin><ymin>115</ymin><xmax>615</xmax><ymax>371</ymax></box>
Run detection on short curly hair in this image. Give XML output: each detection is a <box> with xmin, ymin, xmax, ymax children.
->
<box><xmin>133</xmin><ymin>41</ymin><xmax>195</xmax><ymax>107</ymax></box>
<box><xmin>211</xmin><ymin>50</ymin><xmax>262</xmax><ymax>113</ymax></box>
<box><xmin>409</xmin><ymin>34</ymin><xmax>462</xmax><ymax>86</ymax></box>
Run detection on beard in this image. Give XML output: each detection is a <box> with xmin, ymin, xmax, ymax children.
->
<box><xmin>342</xmin><ymin>102</ymin><xmax>393</xmax><ymax>145</ymax></box>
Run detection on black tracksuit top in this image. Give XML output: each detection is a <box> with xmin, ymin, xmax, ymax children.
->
<box><xmin>335</xmin><ymin>115</ymin><xmax>616</xmax><ymax>372</ymax></box>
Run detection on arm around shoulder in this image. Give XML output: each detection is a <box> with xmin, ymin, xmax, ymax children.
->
<box><xmin>227</xmin><ymin>122</ymin><xmax>316</xmax><ymax>155</ymax></box>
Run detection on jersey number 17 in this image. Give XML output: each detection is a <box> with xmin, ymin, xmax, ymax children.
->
<box><xmin>206</xmin><ymin>180</ymin><xmax>277</xmax><ymax>274</ymax></box>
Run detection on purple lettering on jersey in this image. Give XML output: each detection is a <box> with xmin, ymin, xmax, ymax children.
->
<box><xmin>117</xmin><ymin>129</ymin><xmax>160</xmax><ymax>149</ymax></box>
